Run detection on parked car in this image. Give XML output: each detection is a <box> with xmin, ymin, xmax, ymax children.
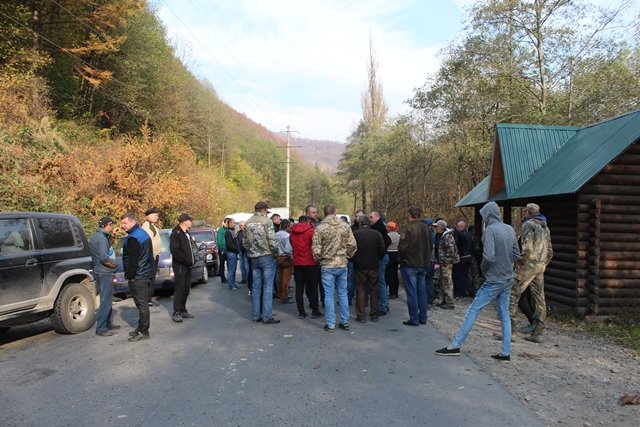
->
<box><xmin>0</xmin><ymin>212</ymin><xmax>96</xmax><ymax>334</ymax></box>
<box><xmin>112</xmin><ymin>228</ymin><xmax>208</xmax><ymax>294</ymax></box>
<box><xmin>189</xmin><ymin>227</ymin><xmax>218</xmax><ymax>274</ymax></box>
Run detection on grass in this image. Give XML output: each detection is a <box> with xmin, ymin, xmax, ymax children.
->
<box><xmin>549</xmin><ymin>308</ymin><xmax>640</xmax><ymax>352</ymax></box>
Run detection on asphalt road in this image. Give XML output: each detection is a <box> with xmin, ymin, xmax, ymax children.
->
<box><xmin>0</xmin><ymin>275</ymin><xmax>543</xmax><ymax>427</ymax></box>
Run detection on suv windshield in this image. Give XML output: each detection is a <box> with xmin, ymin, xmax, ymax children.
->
<box><xmin>190</xmin><ymin>230</ymin><xmax>215</xmax><ymax>244</ymax></box>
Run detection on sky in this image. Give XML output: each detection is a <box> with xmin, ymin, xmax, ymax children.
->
<box><xmin>156</xmin><ymin>0</ymin><xmax>472</xmax><ymax>142</ymax></box>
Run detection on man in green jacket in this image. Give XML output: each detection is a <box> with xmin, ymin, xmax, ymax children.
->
<box><xmin>217</xmin><ymin>218</ymin><xmax>229</xmax><ymax>284</ymax></box>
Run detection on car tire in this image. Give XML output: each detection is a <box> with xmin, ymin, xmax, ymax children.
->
<box><xmin>199</xmin><ymin>264</ymin><xmax>208</xmax><ymax>284</ymax></box>
<box><xmin>50</xmin><ymin>282</ymin><xmax>96</xmax><ymax>334</ymax></box>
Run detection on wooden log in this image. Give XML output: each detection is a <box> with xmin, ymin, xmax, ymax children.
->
<box><xmin>600</xmin><ymin>252</ymin><xmax>640</xmax><ymax>261</ymax></box>
<box><xmin>601</xmin><ymin>163</ymin><xmax>640</xmax><ymax>174</ymax></box>
<box><xmin>589</xmin><ymin>174</ymin><xmax>640</xmax><ymax>185</ymax></box>
<box><xmin>578</xmin><ymin>194</ymin><xmax>640</xmax><ymax>205</ymax></box>
<box><xmin>591</xmin><ymin>288</ymin><xmax>640</xmax><ymax>298</ymax></box>
<box><xmin>581</xmin><ymin>184</ymin><xmax>640</xmax><ymax>195</ymax></box>
<box><xmin>596</xmin><ymin>278</ymin><xmax>640</xmax><ymax>288</ymax></box>
<box><xmin>546</xmin><ymin>293</ymin><xmax>578</xmax><ymax>307</ymax></box>
<box><xmin>549</xmin><ymin>260</ymin><xmax>579</xmax><ymax>271</ymax></box>
<box><xmin>545</xmin><ymin>284</ymin><xmax>577</xmax><ymax>298</ymax></box>
<box><xmin>555</xmin><ymin>243</ymin><xmax>577</xmax><ymax>253</ymax></box>
<box><xmin>610</xmin><ymin>154</ymin><xmax>640</xmax><ymax>165</ymax></box>
<box><xmin>600</xmin><ymin>260</ymin><xmax>640</xmax><ymax>269</ymax></box>
<box><xmin>578</xmin><ymin>212</ymin><xmax>640</xmax><ymax>223</ymax></box>
<box><xmin>599</xmin><ymin>232</ymin><xmax>640</xmax><ymax>243</ymax></box>
<box><xmin>600</xmin><ymin>242</ymin><xmax>640</xmax><ymax>251</ymax></box>
<box><xmin>545</xmin><ymin>276</ymin><xmax>578</xmax><ymax>289</ymax></box>
<box><xmin>596</xmin><ymin>269</ymin><xmax>640</xmax><ymax>279</ymax></box>
<box><xmin>600</xmin><ymin>223</ymin><xmax>640</xmax><ymax>233</ymax></box>
<box><xmin>594</xmin><ymin>298</ymin><xmax>640</xmax><ymax>307</ymax></box>
<box><xmin>552</xmin><ymin>252</ymin><xmax>576</xmax><ymax>263</ymax></box>
<box><xmin>545</xmin><ymin>267</ymin><xmax>577</xmax><ymax>281</ymax></box>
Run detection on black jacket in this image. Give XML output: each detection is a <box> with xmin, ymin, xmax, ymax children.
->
<box><xmin>352</xmin><ymin>227</ymin><xmax>386</xmax><ymax>270</ymax></box>
<box><xmin>170</xmin><ymin>225</ymin><xmax>195</xmax><ymax>267</ymax></box>
<box><xmin>225</xmin><ymin>228</ymin><xmax>240</xmax><ymax>254</ymax></box>
<box><xmin>371</xmin><ymin>219</ymin><xmax>391</xmax><ymax>249</ymax></box>
<box><xmin>123</xmin><ymin>224</ymin><xmax>155</xmax><ymax>280</ymax></box>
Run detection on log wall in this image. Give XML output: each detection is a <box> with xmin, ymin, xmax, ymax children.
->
<box><xmin>577</xmin><ymin>141</ymin><xmax>640</xmax><ymax>316</ymax></box>
<box><xmin>538</xmin><ymin>196</ymin><xmax>582</xmax><ymax>314</ymax></box>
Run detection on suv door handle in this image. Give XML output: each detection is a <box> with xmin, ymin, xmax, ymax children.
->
<box><xmin>25</xmin><ymin>258</ymin><xmax>38</xmax><ymax>267</ymax></box>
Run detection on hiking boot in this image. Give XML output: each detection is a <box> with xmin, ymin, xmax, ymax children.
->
<box><xmin>491</xmin><ymin>353</ymin><xmax>511</xmax><ymax>361</ymax></box>
<box><xmin>492</xmin><ymin>332</ymin><xmax>515</xmax><ymax>342</ymax></box>
<box><xmin>524</xmin><ymin>321</ymin><xmax>544</xmax><ymax>343</ymax></box>
<box><xmin>519</xmin><ymin>323</ymin><xmax>536</xmax><ymax>334</ymax></box>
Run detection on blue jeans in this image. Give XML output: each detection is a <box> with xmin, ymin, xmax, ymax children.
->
<box><xmin>400</xmin><ymin>266</ymin><xmax>427</xmax><ymax>325</ymax></box>
<box><xmin>251</xmin><ymin>255</ymin><xmax>276</xmax><ymax>321</ymax></box>
<box><xmin>95</xmin><ymin>273</ymin><xmax>114</xmax><ymax>332</ymax></box>
<box><xmin>452</xmin><ymin>278</ymin><xmax>514</xmax><ymax>355</ymax></box>
<box><xmin>227</xmin><ymin>252</ymin><xmax>238</xmax><ymax>289</ymax></box>
<box><xmin>377</xmin><ymin>254</ymin><xmax>389</xmax><ymax>312</ymax></box>
<box><xmin>239</xmin><ymin>253</ymin><xmax>248</xmax><ymax>282</ymax></box>
<box><xmin>321</xmin><ymin>267</ymin><xmax>349</xmax><ymax>328</ymax></box>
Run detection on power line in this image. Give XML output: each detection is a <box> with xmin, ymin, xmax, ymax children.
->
<box><xmin>159</xmin><ymin>0</ymin><xmax>289</xmax><ymax>132</ymax></box>
<box><xmin>182</xmin><ymin>0</ymin><xmax>290</xmax><ymax>128</ymax></box>
<box><xmin>0</xmin><ymin>9</ymin><xmax>150</xmax><ymax>119</ymax></box>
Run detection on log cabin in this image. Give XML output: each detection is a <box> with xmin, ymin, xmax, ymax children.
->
<box><xmin>456</xmin><ymin>110</ymin><xmax>640</xmax><ymax>319</ymax></box>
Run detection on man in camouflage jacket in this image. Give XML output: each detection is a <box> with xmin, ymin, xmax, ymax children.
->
<box><xmin>312</xmin><ymin>204</ymin><xmax>357</xmax><ymax>332</ymax></box>
<box><xmin>243</xmin><ymin>201</ymin><xmax>280</xmax><ymax>324</ymax></box>
<box><xmin>434</xmin><ymin>220</ymin><xmax>460</xmax><ymax>309</ymax></box>
<box><xmin>510</xmin><ymin>203</ymin><xmax>553</xmax><ymax>343</ymax></box>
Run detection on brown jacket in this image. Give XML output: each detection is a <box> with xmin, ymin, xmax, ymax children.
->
<box><xmin>398</xmin><ymin>220</ymin><xmax>432</xmax><ymax>268</ymax></box>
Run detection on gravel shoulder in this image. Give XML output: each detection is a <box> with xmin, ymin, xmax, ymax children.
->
<box><xmin>427</xmin><ymin>297</ymin><xmax>640</xmax><ymax>427</ymax></box>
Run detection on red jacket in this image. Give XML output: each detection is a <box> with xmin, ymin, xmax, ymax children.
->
<box><xmin>290</xmin><ymin>223</ymin><xmax>317</xmax><ymax>266</ymax></box>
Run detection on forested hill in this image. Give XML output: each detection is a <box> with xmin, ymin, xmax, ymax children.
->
<box><xmin>0</xmin><ymin>1</ymin><xmax>340</xmax><ymax>227</ymax></box>
<box><xmin>284</xmin><ymin>137</ymin><xmax>345</xmax><ymax>173</ymax></box>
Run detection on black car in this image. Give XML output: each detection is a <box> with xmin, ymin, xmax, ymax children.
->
<box><xmin>113</xmin><ymin>229</ymin><xmax>207</xmax><ymax>294</ymax></box>
<box><xmin>0</xmin><ymin>212</ymin><xmax>96</xmax><ymax>334</ymax></box>
<box><xmin>189</xmin><ymin>227</ymin><xmax>218</xmax><ymax>274</ymax></box>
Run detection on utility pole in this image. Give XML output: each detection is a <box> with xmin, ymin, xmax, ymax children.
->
<box><xmin>279</xmin><ymin>126</ymin><xmax>299</xmax><ymax>213</ymax></box>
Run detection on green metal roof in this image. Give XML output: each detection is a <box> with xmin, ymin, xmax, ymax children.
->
<box><xmin>510</xmin><ymin>110</ymin><xmax>640</xmax><ymax>199</ymax></box>
<box><xmin>496</xmin><ymin>124</ymin><xmax>578</xmax><ymax>196</ymax></box>
<box><xmin>456</xmin><ymin>109</ymin><xmax>640</xmax><ymax>207</ymax></box>
<box><xmin>455</xmin><ymin>176</ymin><xmax>489</xmax><ymax>207</ymax></box>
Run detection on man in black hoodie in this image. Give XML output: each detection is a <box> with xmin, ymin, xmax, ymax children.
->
<box><xmin>369</xmin><ymin>211</ymin><xmax>392</xmax><ymax>315</ymax></box>
<box><xmin>352</xmin><ymin>215</ymin><xmax>386</xmax><ymax>322</ymax></box>
<box><xmin>170</xmin><ymin>213</ymin><xmax>196</xmax><ymax>323</ymax></box>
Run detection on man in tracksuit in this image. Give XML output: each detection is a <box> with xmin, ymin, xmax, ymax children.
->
<box><xmin>121</xmin><ymin>212</ymin><xmax>155</xmax><ymax>342</ymax></box>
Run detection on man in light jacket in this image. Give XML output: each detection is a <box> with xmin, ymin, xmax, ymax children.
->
<box><xmin>435</xmin><ymin>202</ymin><xmax>520</xmax><ymax>361</ymax></box>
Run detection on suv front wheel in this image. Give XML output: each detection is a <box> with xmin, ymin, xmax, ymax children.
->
<box><xmin>50</xmin><ymin>283</ymin><xmax>96</xmax><ymax>334</ymax></box>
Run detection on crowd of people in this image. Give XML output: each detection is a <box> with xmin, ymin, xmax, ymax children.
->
<box><xmin>88</xmin><ymin>200</ymin><xmax>553</xmax><ymax>361</ymax></box>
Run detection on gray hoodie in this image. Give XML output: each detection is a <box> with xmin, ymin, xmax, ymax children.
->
<box><xmin>479</xmin><ymin>202</ymin><xmax>520</xmax><ymax>281</ymax></box>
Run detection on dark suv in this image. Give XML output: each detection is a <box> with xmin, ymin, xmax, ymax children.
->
<box><xmin>189</xmin><ymin>227</ymin><xmax>218</xmax><ymax>274</ymax></box>
<box><xmin>0</xmin><ymin>212</ymin><xmax>96</xmax><ymax>334</ymax></box>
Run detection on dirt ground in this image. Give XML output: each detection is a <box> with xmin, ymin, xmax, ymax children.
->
<box><xmin>427</xmin><ymin>297</ymin><xmax>640</xmax><ymax>427</ymax></box>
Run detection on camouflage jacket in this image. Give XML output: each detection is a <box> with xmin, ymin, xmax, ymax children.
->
<box><xmin>437</xmin><ymin>229</ymin><xmax>460</xmax><ymax>266</ymax></box>
<box><xmin>517</xmin><ymin>214</ymin><xmax>553</xmax><ymax>265</ymax></box>
<box><xmin>242</xmin><ymin>212</ymin><xmax>277</xmax><ymax>258</ymax></box>
<box><xmin>312</xmin><ymin>215</ymin><xmax>357</xmax><ymax>268</ymax></box>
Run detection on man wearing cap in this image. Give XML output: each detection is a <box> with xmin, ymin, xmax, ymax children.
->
<box><xmin>88</xmin><ymin>217</ymin><xmax>120</xmax><ymax>336</ymax></box>
<box><xmin>243</xmin><ymin>201</ymin><xmax>280</xmax><ymax>324</ymax></box>
<box><xmin>509</xmin><ymin>203</ymin><xmax>553</xmax><ymax>343</ymax></box>
<box><xmin>434</xmin><ymin>219</ymin><xmax>459</xmax><ymax>309</ymax></box>
<box><xmin>142</xmin><ymin>208</ymin><xmax>161</xmax><ymax>307</ymax></box>
<box><xmin>170</xmin><ymin>213</ymin><xmax>196</xmax><ymax>323</ymax></box>
<box><xmin>120</xmin><ymin>212</ymin><xmax>155</xmax><ymax>342</ymax></box>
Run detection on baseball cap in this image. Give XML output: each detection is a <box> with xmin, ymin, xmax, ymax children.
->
<box><xmin>99</xmin><ymin>216</ymin><xmax>114</xmax><ymax>227</ymax></box>
<box><xmin>178</xmin><ymin>213</ymin><xmax>194</xmax><ymax>223</ymax></box>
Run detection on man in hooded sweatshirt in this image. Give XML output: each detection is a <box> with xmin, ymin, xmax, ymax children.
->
<box><xmin>435</xmin><ymin>202</ymin><xmax>520</xmax><ymax>361</ymax></box>
<box><xmin>509</xmin><ymin>203</ymin><xmax>553</xmax><ymax>343</ymax></box>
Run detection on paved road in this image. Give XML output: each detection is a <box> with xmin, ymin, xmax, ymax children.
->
<box><xmin>0</xmin><ymin>276</ymin><xmax>543</xmax><ymax>426</ymax></box>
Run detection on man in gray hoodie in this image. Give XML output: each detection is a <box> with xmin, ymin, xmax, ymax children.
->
<box><xmin>435</xmin><ymin>202</ymin><xmax>520</xmax><ymax>361</ymax></box>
